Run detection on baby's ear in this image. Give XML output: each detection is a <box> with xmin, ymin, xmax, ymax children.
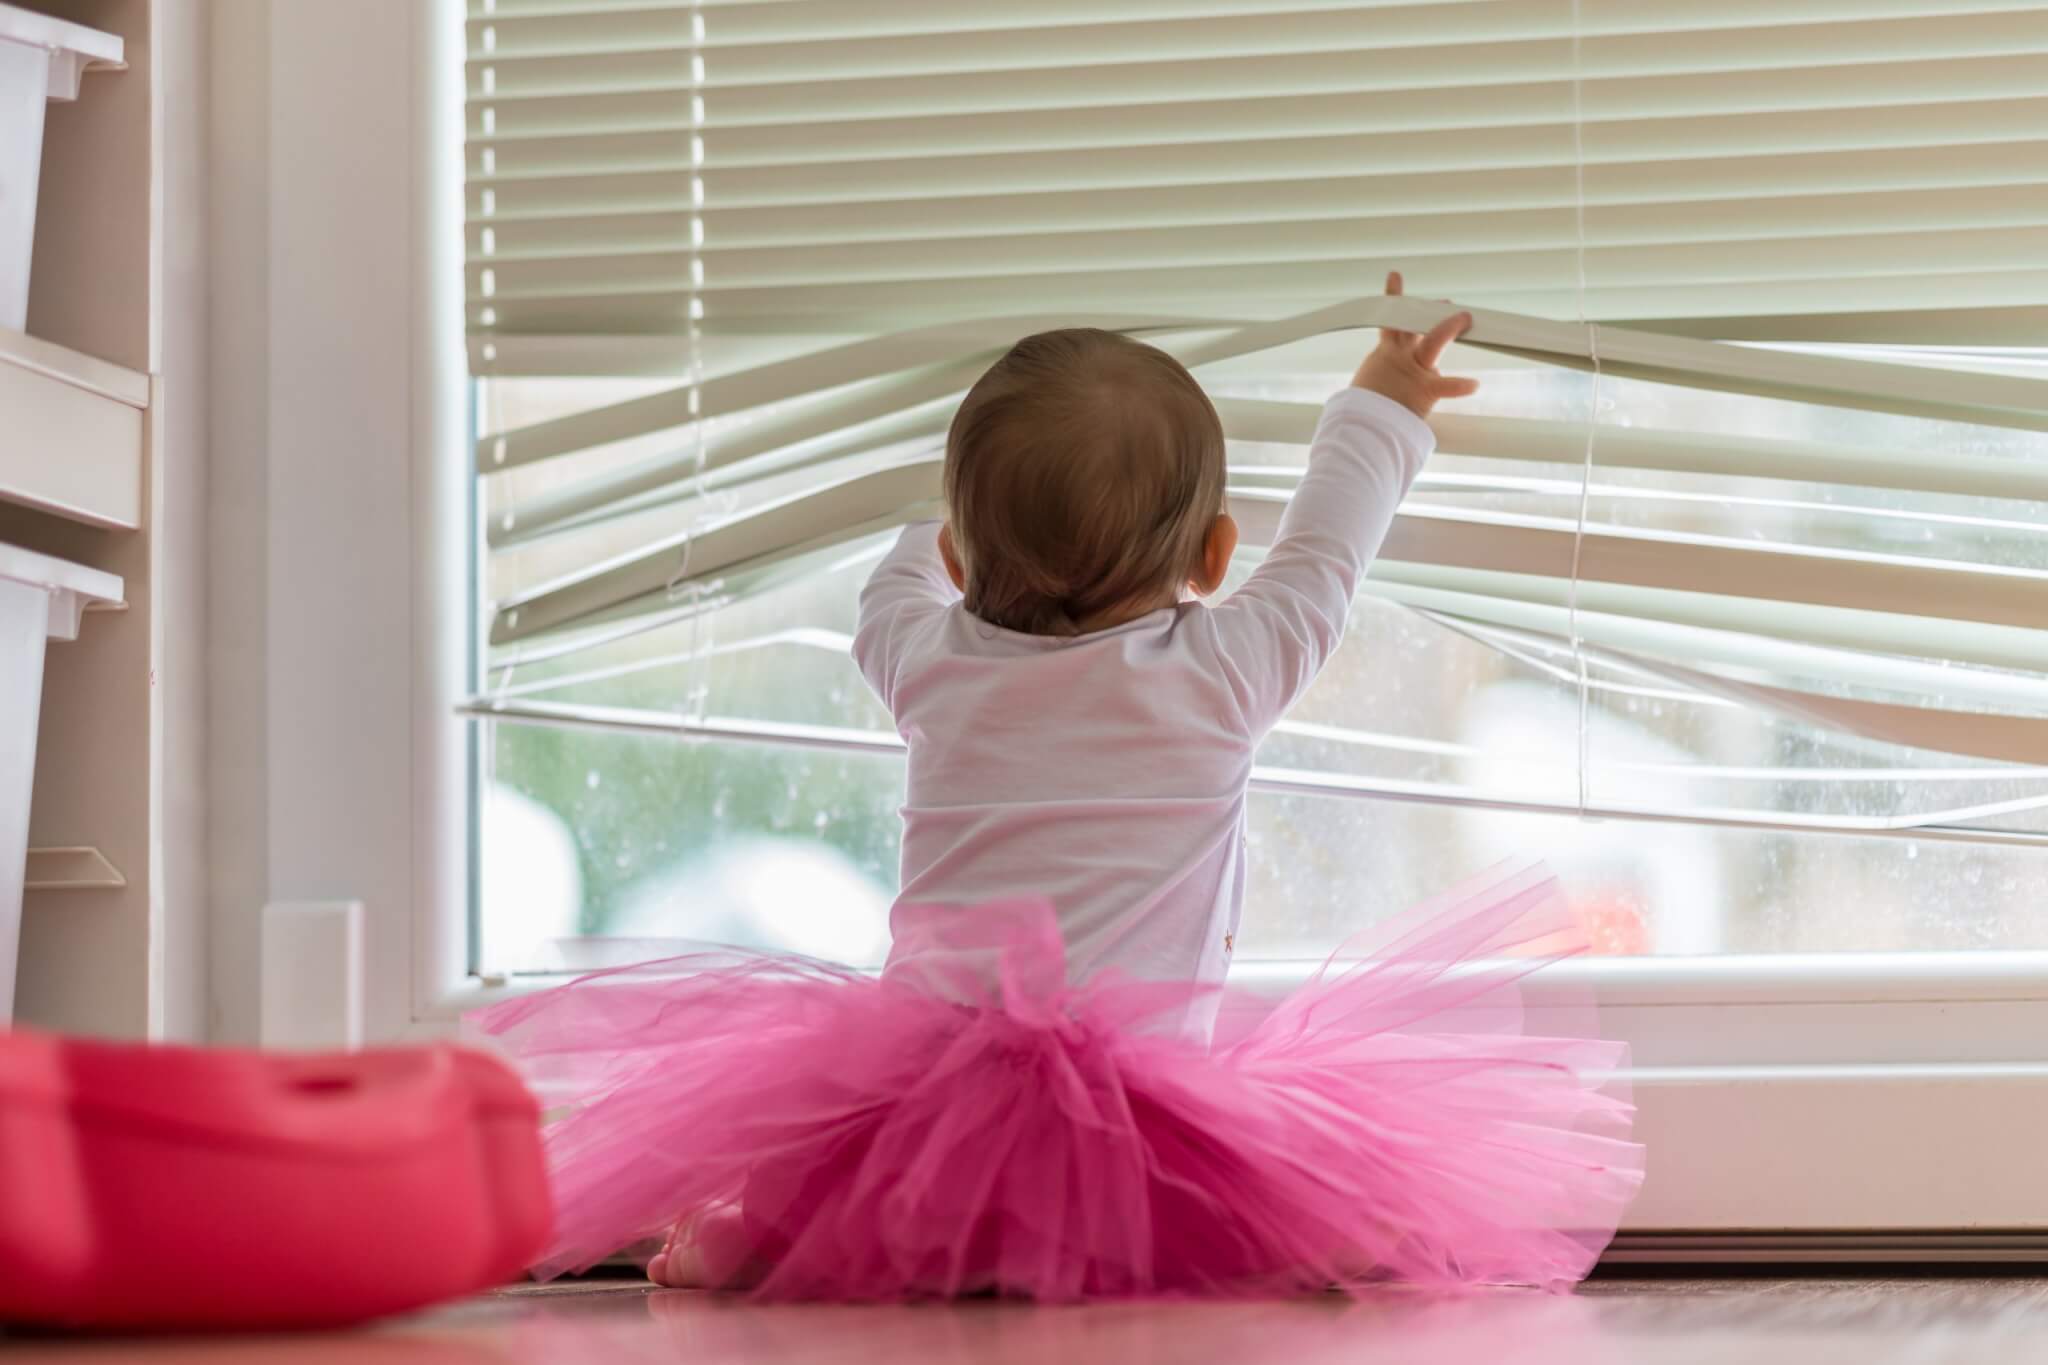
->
<box><xmin>938</xmin><ymin>523</ymin><xmax>967</xmax><ymax>591</ymax></box>
<box><xmin>1192</xmin><ymin>513</ymin><xmax>1238</xmax><ymax>596</ymax></box>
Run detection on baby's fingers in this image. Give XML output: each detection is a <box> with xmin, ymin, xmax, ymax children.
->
<box><xmin>1434</xmin><ymin>374</ymin><xmax>1482</xmax><ymax>400</ymax></box>
<box><xmin>1415</xmin><ymin>310</ymin><xmax>1473</xmax><ymax>369</ymax></box>
<box><xmin>1377</xmin><ymin>270</ymin><xmax>1416</xmax><ymax>348</ymax></box>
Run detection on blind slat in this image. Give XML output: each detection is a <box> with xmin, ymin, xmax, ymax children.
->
<box><xmin>469</xmin><ymin>2</ymin><xmax>2046</xmax><ymax>69</ymax></box>
<box><xmin>470</xmin><ymin>284</ymin><xmax>2048</xmax><ymax>374</ymax></box>
<box><xmin>469</xmin><ymin>142</ymin><xmax>2048</xmax><ymax>253</ymax></box>
<box><xmin>1369</xmin><ymin>567</ymin><xmax>2048</xmax><ymax>679</ymax></box>
<box><xmin>471</xmin><ymin>10</ymin><xmax>2046</xmax><ymax>109</ymax></box>
<box><xmin>466</xmin><ymin>300</ymin><xmax>2048</xmax><ymax>375</ymax></box>
<box><xmin>466</xmin><ymin>104</ymin><xmax>2042</xmax><ymax>202</ymax></box>
<box><xmin>468</xmin><ymin>0</ymin><xmax>1497</xmax><ymax>48</ymax></box>
<box><xmin>1400</xmin><ymin>596</ymin><xmax>2048</xmax><ymax>717</ymax></box>
<box><xmin>467</xmin><ymin>186</ymin><xmax>2048</xmax><ymax>282</ymax></box>
<box><xmin>470</xmin><ymin>236</ymin><xmax>2048</xmax><ymax>339</ymax></box>
<box><xmin>466</xmin><ymin>50</ymin><xmax>2048</xmax><ymax>148</ymax></box>
<box><xmin>490</xmin><ymin>556</ymin><xmax>2048</xmax><ymax>684</ymax></box>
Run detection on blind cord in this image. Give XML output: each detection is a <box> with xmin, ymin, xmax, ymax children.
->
<box><xmin>674</xmin><ymin>0</ymin><xmax>712</xmax><ymax>725</ymax></box>
<box><xmin>483</xmin><ymin>377</ymin><xmax>519</xmax><ymax>707</ymax></box>
<box><xmin>1565</xmin><ymin>0</ymin><xmax>1600</xmax><ymax>821</ymax></box>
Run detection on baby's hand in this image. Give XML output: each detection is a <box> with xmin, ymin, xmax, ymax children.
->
<box><xmin>1351</xmin><ymin>272</ymin><xmax>1480</xmax><ymax>419</ymax></box>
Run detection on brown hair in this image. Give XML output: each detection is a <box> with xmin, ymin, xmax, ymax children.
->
<box><xmin>943</xmin><ymin>329</ymin><xmax>1226</xmax><ymax>637</ymax></box>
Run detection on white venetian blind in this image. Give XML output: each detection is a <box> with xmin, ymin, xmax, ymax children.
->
<box><xmin>465</xmin><ymin>0</ymin><xmax>2048</xmax><ymax>374</ymax></box>
<box><xmin>463</xmin><ymin>0</ymin><xmax>2048</xmax><ymax>834</ymax></box>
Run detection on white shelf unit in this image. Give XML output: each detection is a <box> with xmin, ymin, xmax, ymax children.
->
<box><xmin>0</xmin><ymin>325</ymin><xmax>147</xmax><ymax>528</ymax></box>
<box><xmin>0</xmin><ymin>0</ymin><xmax>205</xmax><ymax>1040</ymax></box>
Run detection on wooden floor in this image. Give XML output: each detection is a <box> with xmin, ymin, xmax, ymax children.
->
<box><xmin>16</xmin><ymin>1275</ymin><xmax>2048</xmax><ymax>1363</ymax></box>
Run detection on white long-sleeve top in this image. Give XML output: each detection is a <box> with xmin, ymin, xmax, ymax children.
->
<box><xmin>853</xmin><ymin>388</ymin><xmax>1435</xmax><ymax>1016</ymax></box>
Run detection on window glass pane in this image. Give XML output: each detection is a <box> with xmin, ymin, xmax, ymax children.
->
<box><xmin>484</xmin><ymin>730</ymin><xmax>902</xmax><ymax>975</ymax></box>
<box><xmin>1240</xmin><ymin>789</ymin><xmax>2048</xmax><ymax>959</ymax></box>
<box><xmin>482</xmin><ymin>720</ymin><xmax>2048</xmax><ymax>971</ymax></box>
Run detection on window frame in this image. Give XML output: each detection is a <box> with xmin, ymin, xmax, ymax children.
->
<box><xmin>388</xmin><ymin>0</ymin><xmax>2048</xmax><ymax>1252</ymax></box>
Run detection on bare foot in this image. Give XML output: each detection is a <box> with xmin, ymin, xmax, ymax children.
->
<box><xmin>643</xmin><ymin>1224</ymin><xmax>698</xmax><ymax>1288</ymax></box>
<box><xmin>646</xmin><ymin>1206</ymin><xmax>766</xmax><ymax>1290</ymax></box>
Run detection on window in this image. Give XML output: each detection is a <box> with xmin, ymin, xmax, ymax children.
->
<box><xmin>458</xmin><ymin>0</ymin><xmax>2048</xmax><ymax>1248</ymax></box>
<box><xmin>473</xmin><ymin>335</ymin><xmax>2048</xmax><ymax>973</ymax></box>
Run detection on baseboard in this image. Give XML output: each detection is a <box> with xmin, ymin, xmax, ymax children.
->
<box><xmin>1624</xmin><ymin>1065</ymin><xmax>2048</xmax><ymax>1231</ymax></box>
<box><xmin>1607</xmin><ymin>1232</ymin><xmax>2048</xmax><ymax>1265</ymax></box>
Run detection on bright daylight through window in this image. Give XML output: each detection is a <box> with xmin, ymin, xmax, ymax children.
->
<box><xmin>461</xmin><ymin>1</ymin><xmax>2048</xmax><ymax>979</ymax></box>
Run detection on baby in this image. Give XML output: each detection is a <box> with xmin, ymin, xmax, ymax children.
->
<box><xmin>485</xmin><ymin>278</ymin><xmax>1633</xmax><ymax>1298</ymax></box>
<box><xmin>857</xmin><ymin>273</ymin><xmax>1475</xmax><ymax>1030</ymax></box>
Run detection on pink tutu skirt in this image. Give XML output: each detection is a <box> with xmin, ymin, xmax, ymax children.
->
<box><xmin>469</xmin><ymin>859</ymin><xmax>1643</xmax><ymax>1300</ymax></box>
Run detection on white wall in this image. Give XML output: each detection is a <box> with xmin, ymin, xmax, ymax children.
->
<box><xmin>152</xmin><ymin>0</ymin><xmax>208</xmax><ymax>1043</ymax></box>
<box><xmin>206</xmin><ymin>0</ymin><xmax>464</xmax><ymax>1044</ymax></box>
<box><xmin>204</xmin><ymin>0</ymin><xmax>267</xmax><ymax>1044</ymax></box>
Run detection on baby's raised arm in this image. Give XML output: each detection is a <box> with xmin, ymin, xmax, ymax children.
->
<box><xmin>853</xmin><ymin>520</ymin><xmax>959</xmax><ymax>710</ymax></box>
<box><xmin>1209</xmin><ymin>275</ymin><xmax>1476</xmax><ymax>733</ymax></box>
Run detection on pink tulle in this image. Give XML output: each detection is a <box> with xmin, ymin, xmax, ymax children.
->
<box><xmin>469</xmin><ymin>859</ymin><xmax>1643</xmax><ymax>1300</ymax></box>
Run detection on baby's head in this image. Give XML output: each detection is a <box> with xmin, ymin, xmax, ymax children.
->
<box><xmin>940</xmin><ymin>329</ymin><xmax>1239</xmax><ymax>636</ymax></box>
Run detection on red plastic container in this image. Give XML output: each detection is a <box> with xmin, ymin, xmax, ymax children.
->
<box><xmin>0</xmin><ymin>1029</ymin><xmax>552</xmax><ymax>1331</ymax></box>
